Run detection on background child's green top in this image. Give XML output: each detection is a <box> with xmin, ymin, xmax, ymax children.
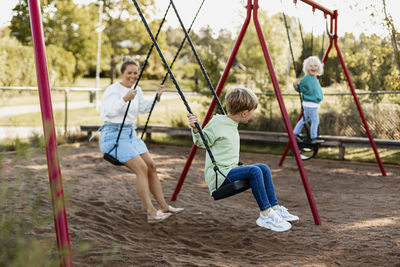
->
<box><xmin>192</xmin><ymin>114</ymin><xmax>240</xmax><ymax>194</ymax></box>
<box><xmin>294</xmin><ymin>75</ymin><xmax>323</xmax><ymax>104</ymax></box>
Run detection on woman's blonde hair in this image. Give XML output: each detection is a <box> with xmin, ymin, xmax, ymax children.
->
<box><xmin>225</xmin><ymin>87</ymin><xmax>258</xmax><ymax>115</ymax></box>
<box><xmin>120</xmin><ymin>56</ymin><xmax>140</xmax><ymax>73</ymax></box>
<box><xmin>303</xmin><ymin>56</ymin><xmax>324</xmax><ymax>76</ymax></box>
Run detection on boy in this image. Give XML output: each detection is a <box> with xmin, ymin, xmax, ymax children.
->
<box><xmin>187</xmin><ymin>87</ymin><xmax>298</xmax><ymax>232</ymax></box>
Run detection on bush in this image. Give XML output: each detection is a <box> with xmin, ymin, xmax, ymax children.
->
<box><xmin>0</xmin><ymin>30</ymin><xmax>76</xmax><ymax>87</ymax></box>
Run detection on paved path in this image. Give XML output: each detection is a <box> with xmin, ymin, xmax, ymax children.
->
<box><xmin>0</xmin><ymin>101</ymin><xmax>93</xmax><ymax>140</ymax></box>
<box><xmin>0</xmin><ymin>92</ymin><xmax>199</xmax><ymax>140</ymax></box>
<box><xmin>0</xmin><ymin>92</ymin><xmax>198</xmax><ymax>118</ymax></box>
<box><xmin>0</xmin><ymin>101</ymin><xmax>95</xmax><ymax>117</ymax></box>
<box><xmin>0</xmin><ymin>126</ymin><xmax>82</xmax><ymax>140</ymax></box>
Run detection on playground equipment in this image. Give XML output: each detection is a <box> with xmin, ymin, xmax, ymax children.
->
<box><xmin>132</xmin><ymin>0</ymin><xmax>253</xmax><ymax>201</ymax></box>
<box><xmin>278</xmin><ymin>0</ymin><xmax>387</xmax><ymax>174</ymax></box>
<box><xmin>28</xmin><ymin>0</ymin><xmax>72</xmax><ymax>266</ymax></box>
<box><xmin>162</xmin><ymin>0</ymin><xmax>322</xmax><ymax>225</ymax></box>
<box><xmin>169</xmin><ymin>0</ymin><xmax>386</xmax><ymax>224</ymax></box>
<box><xmin>26</xmin><ymin>0</ymin><xmax>388</xmax><ymax>263</ymax></box>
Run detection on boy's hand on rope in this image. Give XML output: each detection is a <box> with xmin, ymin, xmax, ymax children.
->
<box><xmin>187</xmin><ymin>114</ymin><xmax>199</xmax><ymax>133</ymax></box>
<box><xmin>294</xmin><ymin>78</ymin><xmax>301</xmax><ymax>86</ymax></box>
<box><xmin>123</xmin><ymin>89</ymin><xmax>137</xmax><ymax>102</ymax></box>
<box><xmin>156</xmin><ymin>84</ymin><xmax>164</xmax><ymax>101</ymax></box>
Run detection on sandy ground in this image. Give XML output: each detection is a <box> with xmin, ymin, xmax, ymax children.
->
<box><xmin>1</xmin><ymin>142</ymin><xmax>400</xmax><ymax>266</ymax></box>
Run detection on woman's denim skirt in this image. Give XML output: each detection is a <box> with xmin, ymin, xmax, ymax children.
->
<box><xmin>99</xmin><ymin>124</ymin><xmax>148</xmax><ymax>163</ymax></box>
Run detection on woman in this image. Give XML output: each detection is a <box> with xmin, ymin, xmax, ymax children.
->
<box><xmin>100</xmin><ymin>56</ymin><xmax>183</xmax><ymax>223</ymax></box>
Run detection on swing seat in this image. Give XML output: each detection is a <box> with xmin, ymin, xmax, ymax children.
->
<box><xmin>103</xmin><ymin>153</ymin><xmax>124</xmax><ymax>166</ymax></box>
<box><xmin>212</xmin><ymin>179</ymin><xmax>251</xmax><ymax>200</ymax></box>
<box><xmin>296</xmin><ymin>135</ymin><xmax>319</xmax><ymax>161</ymax></box>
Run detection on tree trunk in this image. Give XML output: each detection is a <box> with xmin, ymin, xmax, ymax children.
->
<box><xmin>110</xmin><ymin>53</ymin><xmax>116</xmax><ymax>85</ymax></box>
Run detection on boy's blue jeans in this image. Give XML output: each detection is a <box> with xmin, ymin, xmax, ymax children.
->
<box><xmin>293</xmin><ymin>106</ymin><xmax>319</xmax><ymax>139</ymax></box>
<box><xmin>222</xmin><ymin>164</ymin><xmax>278</xmax><ymax>211</ymax></box>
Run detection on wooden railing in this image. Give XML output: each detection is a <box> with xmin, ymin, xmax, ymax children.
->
<box><xmin>81</xmin><ymin>125</ymin><xmax>400</xmax><ymax>160</ymax></box>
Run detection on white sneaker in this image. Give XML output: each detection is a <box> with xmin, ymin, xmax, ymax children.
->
<box><xmin>256</xmin><ymin>210</ymin><xmax>292</xmax><ymax>232</ymax></box>
<box><xmin>275</xmin><ymin>205</ymin><xmax>299</xmax><ymax>222</ymax></box>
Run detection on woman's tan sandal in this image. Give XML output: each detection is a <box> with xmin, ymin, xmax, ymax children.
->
<box><xmin>162</xmin><ymin>205</ymin><xmax>184</xmax><ymax>214</ymax></box>
<box><xmin>147</xmin><ymin>210</ymin><xmax>172</xmax><ymax>224</ymax></box>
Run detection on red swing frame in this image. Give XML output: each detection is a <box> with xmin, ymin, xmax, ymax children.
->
<box><xmin>171</xmin><ymin>0</ymin><xmax>387</xmax><ymax>225</ymax></box>
<box><xmin>278</xmin><ymin>1</ymin><xmax>386</xmax><ymax>177</ymax></box>
<box><xmin>172</xmin><ymin>0</ymin><xmax>321</xmax><ymax>224</ymax></box>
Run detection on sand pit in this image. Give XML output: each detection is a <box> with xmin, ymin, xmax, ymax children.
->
<box><xmin>1</xmin><ymin>142</ymin><xmax>400</xmax><ymax>266</ymax></box>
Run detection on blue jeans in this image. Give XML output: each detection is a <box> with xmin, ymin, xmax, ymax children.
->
<box><xmin>222</xmin><ymin>164</ymin><xmax>278</xmax><ymax>211</ymax></box>
<box><xmin>293</xmin><ymin>106</ymin><xmax>319</xmax><ymax>138</ymax></box>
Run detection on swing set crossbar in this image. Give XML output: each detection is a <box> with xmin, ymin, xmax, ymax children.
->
<box><xmin>295</xmin><ymin>0</ymin><xmax>334</xmax><ymax>16</ymax></box>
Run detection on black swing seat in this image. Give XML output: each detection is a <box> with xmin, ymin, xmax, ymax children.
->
<box><xmin>103</xmin><ymin>153</ymin><xmax>124</xmax><ymax>166</ymax></box>
<box><xmin>212</xmin><ymin>179</ymin><xmax>251</xmax><ymax>200</ymax></box>
<box><xmin>295</xmin><ymin>135</ymin><xmax>320</xmax><ymax>161</ymax></box>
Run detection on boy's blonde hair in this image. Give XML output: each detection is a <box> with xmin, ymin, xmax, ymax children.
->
<box><xmin>225</xmin><ymin>87</ymin><xmax>258</xmax><ymax>115</ymax></box>
<box><xmin>303</xmin><ymin>56</ymin><xmax>324</xmax><ymax>76</ymax></box>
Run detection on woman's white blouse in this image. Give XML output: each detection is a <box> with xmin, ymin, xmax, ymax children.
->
<box><xmin>101</xmin><ymin>83</ymin><xmax>156</xmax><ymax>124</ymax></box>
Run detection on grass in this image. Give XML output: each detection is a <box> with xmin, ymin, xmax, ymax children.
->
<box><xmin>0</xmin><ymin>149</ymin><xmax>60</xmax><ymax>266</ymax></box>
<box><xmin>0</xmin><ymin>90</ymin><xmax>102</xmax><ymax>107</ymax></box>
<box><xmin>0</xmin><ymin>78</ymin><xmax>196</xmax><ymax>108</ymax></box>
<box><xmin>0</xmin><ymin>95</ymin><xmax>209</xmax><ymax>127</ymax></box>
<box><xmin>1</xmin><ymin>79</ymin><xmax>399</xmax><ymax>165</ymax></box>
<box><xmin>0</xmin><ymin>135</ymin><xmax>124</xmax><ymax>266</ymax></box>
<box><xmin>74</xmin><ymin>77</ymin><xmax>196</xmax><ymax>91</ymax></box>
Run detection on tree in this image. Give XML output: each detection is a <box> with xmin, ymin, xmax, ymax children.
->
<box><xmin>382</xmin><ymin>0</ymin><xmax>400</xmax><ymax>73</ymax></box>
<box><xmin>10</xmin><ymin>0</ymin><xmax>37</xmax><ymax>45</ymax></box>
<box><xmin>45</xmin><ymin>0</ymin><xmax>97</xmax><ymax>80</ymax></box>
<box><xmin>0</xmin><ymin>28</ymin><xmax>75</xmax><ymax>86</ymax></box>
<box><xmin>10</xmin><ymin>0</ymin><xmax>97</xmax><ymax>80</ymax></box>
<box><xmin>100</xmin><ymin>0</ymin><xmax>159</xmax><ymax>84</ymax></box>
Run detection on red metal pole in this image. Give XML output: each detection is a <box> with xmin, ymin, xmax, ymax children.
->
<box><xmin>278</xmin><ymin>113</ymin><xmax>302</xmax><ymax>166</ymax></box>
<box><xmin>171</xmin><ymin>0</ymin><xmax>253</xmax><ymax>201</ymax></box>
<box><xmin>332</xmin><ymin>11</ymin><xmax>386</xmax><ymax>176</ymax></box>
<box><xmin>321</xmin><ymin>14</ymin><xmax>334</xmax><ymax>64</ymax></box>
<box><xmin>28</xmin><ymin>0</ymin><xmax>73</xmax><ymax>265</ymax></box>
<box><xmin>253</xmin><ymin>0</ymin><xmax>321</xmax><ymax>225</ymax></box>
<box><xmin>299</xmin><ymin>0</ymin><xmax>334</xmax><ymax>16</ymax></box>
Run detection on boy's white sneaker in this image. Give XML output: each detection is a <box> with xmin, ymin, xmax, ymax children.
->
<box><xmin>275</xmin><ymin>205</ymin><xmax>299</xmax><ymax>222</ymax></box>
<box><xmin>256</xmin><ymin>210</ymin><xmax>292</xmax><ymax>232</ymax></box>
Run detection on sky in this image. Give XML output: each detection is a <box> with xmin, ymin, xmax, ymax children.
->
<box><xmin>1</xmin><ymin>0</ymin><xmax>399</xmax><ymax>38</ymax></box>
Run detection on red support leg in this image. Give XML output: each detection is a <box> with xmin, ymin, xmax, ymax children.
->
<box><xmin>278</xmin><ymin>113</ymin><xmax>302</xmax><ymax>166</ymax></box>
<box><xmin>28</xmin><ymin>0</ymin><xmax>73</xmax><ymax>266</ymax></box>
<box><xmin>171</xmin><ymin>0</ymin><xmax>253</xmax><ymax>201</ymax></box>
<box><xmin>279</xmin><ymin>14</ymin><xmax>334</xmax><ymax>166</ymax></box>
<box><xmin>253</xmin><ymin>0</ymin><xmax>321</xmax><ymax>225</ymax></box>
<box><xmin>332</xmin><ymin>11</ymin><xmax>386</xmax><ymax>176</ymax></box>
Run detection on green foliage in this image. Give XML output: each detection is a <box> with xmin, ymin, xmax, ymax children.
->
<box><xmin>9</xmin><ymin>0</ymin><xmax>97</xmax><ymax>80</ymax></box>
<box><xmin>46</xmin><ymin>45</ymin><xmax>76</xmax><ymax>86</ymax></box>
<box><xmin>100</xmin><ymin>0</ymin><xmax>158</xmax><ymax>83</ymax></box>
<box><xmin>0</xmin><ymin>30</ymin><xmax>36</xmax><ymax>86</ymax></box>
<box><xmin>9</xmin><ymin>0</ymin><xmax>36</xmax><ymax>45</ymax></box>
<box><xmin>45</xmin><ymin>1</ymin><xmax>97</xmax><ymax>79</ymax></box>
<box><xmin>0</xmin><ymin>176</ymin><xmax>59</xmax><ymax>266</ymax></box>
<box><xmin>0</xmin><ymin>28</ymin><xmax>76</xmax><ymax>87</ymax></box>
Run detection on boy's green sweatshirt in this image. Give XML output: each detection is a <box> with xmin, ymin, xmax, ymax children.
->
<box><xmin>192</xmin><ymin>114</ymin><xmax>239</xmax><ymax>194</ymax></box>
<box><xmin>294</xmin><ymin>75</ymin><xmax>323</xmax><ymax>104</ymax></box>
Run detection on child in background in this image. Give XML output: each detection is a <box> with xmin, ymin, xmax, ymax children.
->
<box><xmin>187</xmin><ymin>87</ymin><xmax>298</xmax><ymax>232</ymax></box>
<box><xmin>293</xmin><ymin>56</ymin><xmax>324</xmax><ymax>143</ymax></box>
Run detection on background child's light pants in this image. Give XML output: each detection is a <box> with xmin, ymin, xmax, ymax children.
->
<box><xmin>293</xmin><ymin>106</ymin><xmax>319</xmax><ymax>139</ymax></box>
